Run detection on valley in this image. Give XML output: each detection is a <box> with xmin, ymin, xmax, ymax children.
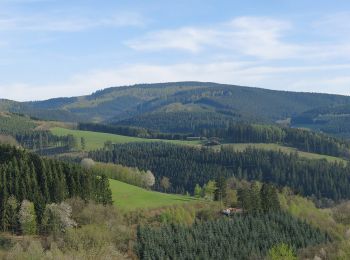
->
<box><xmin>1</xmin><ymin>83</ymin><xmax>350</xmax><ymax>259</ymax></box>
<box><xmin>2</xmin><ymin>0</ymin><xmax>350</xmax><ymax>258</ymax></box>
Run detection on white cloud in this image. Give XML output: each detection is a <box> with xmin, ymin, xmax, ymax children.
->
<box><xmin>127</xmin><ymin>14</ymin><xmax>350</xmax><ymax>62</ymax></box>
<box><xmin>126</xmin><ymin>16</ymin><xmax>300</xmax><ymax>59</ymax></box>
<box><xmin>127</xmin><ymin>27</ymin><xmax>217</xmax><ymax>53</ymax></box>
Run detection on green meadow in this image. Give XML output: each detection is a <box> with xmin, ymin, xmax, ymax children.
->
<box><xmin>109</xmin><ymin>179</ymin><xmax>198</xmax><ymax>211</ymax></box>
<box><xmin>51</xmin><ymin>127</ymin><xmax>200</xmax><ymax>151</ymax></box>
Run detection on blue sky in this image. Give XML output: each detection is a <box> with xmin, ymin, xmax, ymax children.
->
<box><xmin>1</xmin><ymin>0</ymin><xmax>350</xmax><ymax>100</ymax></box>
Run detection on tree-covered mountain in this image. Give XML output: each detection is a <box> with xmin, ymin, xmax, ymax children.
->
<box><xmin>2</xmin><ymin>82</ymin><xmax>350</xmax><ymax>130</ymax></box>
<box><xmin>292</xmin><ymin>104</ymin><xmax>350</xmax><ymax>138</ymax></box>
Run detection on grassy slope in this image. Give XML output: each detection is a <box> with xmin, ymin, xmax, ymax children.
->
<box><xmin>221</xmin><ymin>143</ymin><xmax>346</xmax><ymax>163</ymax></box>
<box><xmin>52</xmin><ymin>127</ymin><xmax>346</xmax><ymax>162</ymax></box>
<box><xmin>109</xmin><ymin>179</ymin><xmax>197</xmax><ymax>211</ymax></box>
<box><xmin>51</xmin><ymin>127</ymin><xmax>200</xmax><ymax>151</ymax></box>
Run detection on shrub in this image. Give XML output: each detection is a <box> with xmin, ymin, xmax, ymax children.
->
<box><xmin>19</xmin><ymin>200</ymin><xmax>37</xmax><ymax>235</ymax></box>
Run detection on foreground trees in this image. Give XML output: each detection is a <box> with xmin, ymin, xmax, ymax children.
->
<box><xmin>136</xmin><ymin>211</ymin><xmax>331</xmax><ymax>259</ymax></box>
<box><xmin>0</xmin><ymin>144</ymin><xmax>112</xmax><ymax>234</ymax></box>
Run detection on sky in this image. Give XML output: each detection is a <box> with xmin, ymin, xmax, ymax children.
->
<box><xmin>0</xmin><ymin>0</ymin><xmax>350</xmax><ymax>101</ymax></box>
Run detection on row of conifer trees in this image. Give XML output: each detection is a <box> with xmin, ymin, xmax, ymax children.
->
<box><xmin>0</xmin><ymin>144</ymin><xmax>112</xmax><ymax>234</ymax></box>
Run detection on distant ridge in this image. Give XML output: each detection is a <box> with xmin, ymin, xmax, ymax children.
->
<box><xmin>1</xmin><ymin>81</ymin><xmax>350</xmax><ymax>136</ymax></box>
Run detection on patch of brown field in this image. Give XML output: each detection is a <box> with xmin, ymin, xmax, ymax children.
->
<box><xmin>0</xmin><ymin>112</ymin><xmax>11</xmax><ymax>118</ymax></box>
<box><xmin>0</xmin><ymin>134</ymin><xmax>19</xmax><ymax>146</ymax></box>
<box><xmin>34</xmin><ymin>121</ymin><xmax>76</xmax><ymax>131</ymax></box>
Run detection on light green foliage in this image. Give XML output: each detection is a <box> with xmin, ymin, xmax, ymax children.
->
<box><xmin>267</xmin><ymin>243</ymin><xmax>297</xmax><ymax>260</ymax></box>
<box><xmin>332</xmin><ymin>201</ymin><xmax>350</xmax><ymax>225</ymax></box>
<box><xmin>160</xmin><ymin>206</ymin><xmax>196</xmax><ymax>225</ymax></box>
<box><xmin>4</xmin><ymin>196</ymin><xmax>19</xmax><ymax>232</ymax></box>
<box><xmin>19</xmin><ymin>200</ymin><xmax>37</xmax><ymax>235</ymax></box>
<box><xmin>65</xmin><ymin>224</ymin><xmax>113</xmax><ymax>253</ymax></box>
<box><xmin>51</xmin><ymin>127</ymin><xmax>200</xmax><ymax>151</ymax></box>
<box><xmin>203</xmin><ymin>180</ymin><xmax>217</xmax><ymax>200</ymax></box>
<box><xmin>109</xmin><ymin>179</ymin><xmax>197</xmax><ymax>211</ymax></box>
<box><xmin>92</xmin><ymin>162</ymin><xmax>148</xmax><ymax>188</ymax></box>
<box><xmin>194</xmin><ymin>184</ymin><xmax>203</xmax><ymax>198</ymax></box>
<box><xmin>279</xmin><ymin>190</ymin><xmax>346</xmax><ymax>240</ymax></box>
<box><xmin>224</xmin><ymin>189</ymin><xmax>238</xmax><ymax>207</ymax></box>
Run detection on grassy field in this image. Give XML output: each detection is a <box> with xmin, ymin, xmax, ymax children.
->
<box><xmin>109</xmin><ymin>179</ymin><xmax>198</xmax><ymax>211</ymax></box>
<box><xmin>51</xmin><ymin>127</ymin><xmax>346</xmax><ymax>162</ymax></box>
<box><xmin>221</xmin><ymin>143</ymin><xmax>346</xmax><ymax>163</ymax></box>
<box><xmin>51</xmin><ymin>127</ymin><xmax>201</xmax><ymax>151</ymax></box>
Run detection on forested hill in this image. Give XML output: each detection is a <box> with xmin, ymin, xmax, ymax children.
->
<box><xmin>2</xmin><ymin>82</ymin><xmax>350</xmax><ymax>126</ymax></box>
<box><xmin>0</xmin><ymin>144</ymin><xmax>112</xmax><ymax>233</ymax></box>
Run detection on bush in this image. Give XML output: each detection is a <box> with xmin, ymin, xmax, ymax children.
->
<box><xmin>267</xmin><ymin>243</ymin><xmax>297</xmax><ymax>260</ymax></box>
<box><xmin>19</xmin><ymin>200</ymin><xmax>37</xmax><ymax>235</ymax></box>
<box><xmin>64</xmin><ymin>224</ymin><xmax>112</xmax><ymax>253</ymax></box>
<box><xmin>159</xmin><ymin>206</ymin><xmax>195</xmax><ymax>225</ymax></box>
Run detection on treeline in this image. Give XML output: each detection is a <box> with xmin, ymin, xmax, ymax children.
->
<box><xmin>0</xmin><ymin>144</ymin><xmax>112</xmax><ymax>234</ymax></box>
<box><xmin>15</xmin><ymin>131</ymin><xmax>75</xmax><ymax>152</ymax></box>
<box><xmin>90</xmin><ymin>162</ymin><xmax>155</xmax><ymax>189</ymax></box>
<box><xmin>115</xmin><ymin>111</ymin><xmax>235</xmax><ymax>134</ymax></box>
<box><xmin>81</xmin><ymin>119</ymin><xmax>350</xmax><ymax>158</ymax></box>
<box><xmin>238</xmin><ymin>182</ymin><xmax>280</xmax><ymax>213</ymax></box>
<box><xmin>136</xmin><ymin>211</ymin><xmax>331</xmax><ymax>260</ymax></box>
<box><xmin>89</xmin><ymin>142</ymin><xmax>350</xmax><ymax>201</ymax></box>
<box><xmin>0</xmin><ymin>113</ymin><xmax>77</xmax><ymax>153</ymax></box>
<box><xmin>78</xmin><ymin>122</ymin><xmax>190</xmax><ymax>140</ymax></box>
<box><xmin>203</xmin><ymin>123</ymin><xmax>350</xmax><ymax>158</ymax></box>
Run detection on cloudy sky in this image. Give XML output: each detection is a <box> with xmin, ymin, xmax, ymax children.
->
<box><xmin>0</xmin><ymin>0</ymin><xmax>350</xmax><ymax>100</ymax></box>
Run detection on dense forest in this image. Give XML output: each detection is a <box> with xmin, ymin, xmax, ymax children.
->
<box><xmin>89</xmin><ymin>142</ymin><xmax>350</xmax><ymax>201</ymax></box>
<box><xmin>78</xmin><ymin>122</ymin><xmax>191</xmax><ymax>140</ymax></box>
<box><xmin>3</xmin><ymin>82</ymin><xmax>350</xmax><ymax>128</ymax></box>
<box><xmin>116</xmin><ymin>111</ymin><xmax>236</xmax><ymax>134</ymax></box>
<box><xmin>0</xmin><ymin>144</ymin><xmax>112</xmax><ymax>233</ymax></box>
<box><xmin>136</xmin><ymin>211</ymin><xmax>331</xmax><ymax>260</ymax></box>
<box><xmin>209</xmin><ymin>123</ymin><xmax>350</xmax><ymax>158</ymax></box>
<box><xmin>292</xmin><ymin>104</ymin><xmax>350</xmax><ymax>138</ymax></box>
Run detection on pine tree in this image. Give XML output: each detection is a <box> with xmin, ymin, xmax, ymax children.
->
<box><xmin>81</xmin><ymin>137</ymin><xmax>86</xmax><ymax>151</ymax></box>
<box><xmin>214</xmin><ymin>175</ymin><xmax>227</xmax><ymax>202</ymax></box>
<box><xmin>194</xmin><ymin>184</ymin><xmax>202</xmax><ymax>198</ymax></box>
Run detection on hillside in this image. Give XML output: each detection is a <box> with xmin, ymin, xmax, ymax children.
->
<box><xmin>2</xmin><ymin>82</ymin><xmax>350</xmax><ymax>133</ymax></box>
<box><xmin>220</xmin><ymin>143</ymin><xmax>346</xmax><ymax>163</ymax></box>
<box><xmin>292</xmin><ymin>104</ymin><xmax>350</xmax><ymax>138</ymax></box>
<box><xmin>110</xmin><ymin>179</ymin><xmax>198</xmax><ymax>211</ymax></box>
<box><xmin>51</xmin><ymin>127</ymin><xmax>200</xmax><ymax>151</ymax></box>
